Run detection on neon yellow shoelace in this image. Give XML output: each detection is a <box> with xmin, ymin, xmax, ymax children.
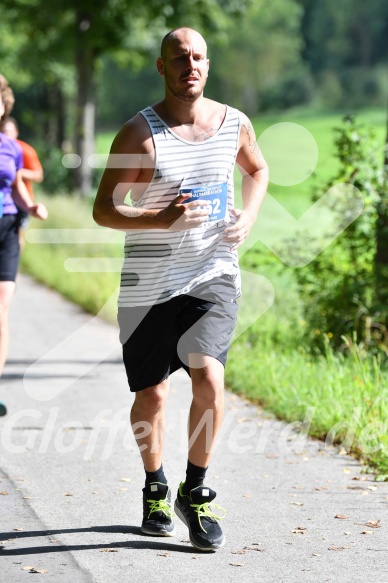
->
<box><xmin>147</xmin><ymin>498</ymin><xmax>174</xmax><ymax>519</ymax></box>
<box><xmin>191</xmin><ymin>502</ymin><xmax>227</xmax><ymax>533</ymax></box>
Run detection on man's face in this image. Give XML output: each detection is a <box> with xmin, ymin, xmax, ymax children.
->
<box><xmin>158</xmin><ymin>31</ymin><xmax>209</xmax><ymax>101</ymax></box>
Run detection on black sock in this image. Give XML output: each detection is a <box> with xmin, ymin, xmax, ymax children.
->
<box><xmin>182</xmin><ymin>460</ymin><xmax>208</xmax><ymax>495</ymax></box>
<box><xmin>145</xmin><ymin>465</ymin><xmax>167</xmax><ymax>487</ymax></box>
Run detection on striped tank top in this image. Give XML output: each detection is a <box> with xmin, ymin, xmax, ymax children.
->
<box><xmin>118</xmin><ymin>105</ymin><xmax>242</xmax><ymax>307</ymax></box>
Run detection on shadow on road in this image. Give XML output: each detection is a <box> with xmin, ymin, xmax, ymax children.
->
<box><xmin>0</xmin><ymin>525</ymin><xmax>199</xmax><ymax>555</ymax></box>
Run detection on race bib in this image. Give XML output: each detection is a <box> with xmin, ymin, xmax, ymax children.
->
<box><xmin>180</xmin><ymin>182</ymin><xmax>228</xmax><ymax>222</ymax></box>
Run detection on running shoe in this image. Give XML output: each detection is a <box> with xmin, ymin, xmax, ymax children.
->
<box><xmin>174</xmin><ymin>482</ymin><xmax>226</xmax><ymax>551</ymax></box>
<box><xmin>141</xmin><ymin>482</ymin><xmax>175</xmax><ymax>536</ymax></box>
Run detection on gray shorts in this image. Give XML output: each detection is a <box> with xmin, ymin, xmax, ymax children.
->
<box><xmin>118</xmin><ymin>275</ymin><xmax>239</xmax><ymax>392</ymax></box>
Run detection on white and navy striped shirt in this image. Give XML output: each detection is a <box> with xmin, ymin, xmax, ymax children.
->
<box><xmin>118</xmin><ymin>105</ymin><xmax>242</xmax><ymax>307</ymax></box>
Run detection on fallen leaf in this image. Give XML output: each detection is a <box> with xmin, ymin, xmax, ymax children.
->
<box><xmin>292</xmin><ymin>527</ymin><xmax>307</xmax><ymax>534</ymax></box>
<box><xmin>244</xmin><ymin>546</ymin><xmax>264</xmax><ymax>552</ymax></box>
<box><xmin>343</xmin><ymin>468</ymin><xmax>351</xmax><ymax>474</ymax></box>
<box><xmin>100</xmin><ymin>548</ymin><xmax>118</xmax><ymax>552</ymax></box>
<box><xmin>231</xmin><ymin>549</ymin><xmax>247</xmax><ymax>555</ymax></box>
<box><xmin>344</xmin><ymin>532</ymin><xmax>351</xmax><ymax>535</ymax></box>
<box><xmin>315</xmin><ymin>486</ymin><xmax>329</xmax><ymax>491</ymax></box>
<box><xmin>23</xmin><ymin>497</ymin><xmax>32</xmax><ymax>500</ymax></box>
<box><xmin>157</xmin><ymin>553</ymin><xmax>172</xmax><ymax>557</ymax></box>
<box><xmin>360</xmin><ymin>531</ymin><xmax>373</xmax><ymax>535</ymax></box>
<box><xmin>120</xmin><ymin>478</ymin><xmax>131</xmax><ymax>482</ymax></box>
<box><xmin>13</xmin><ymin>528</ymin><xmax>23</xmax><ymax>532</ymax></box>
<box><xmin>365</xmin><ymin>520</ymin><xmax>381</xmax><ymax>528</ymax></box>
<box><xmin>328</xmin><ymin>546</ymin><xmax>350</xmax><ymax>551</ymax></box>
<box><xmin>22</xmin><ymin>566</ymin><xmax>48</xmax><ymax>573</ymax></box>
<box><xmin>229</xmin><ymin>562</ymin><xmax>244</xmax><ymax>567</ymax></box>
<box><xmin>312</xmin><ymin>553</ymin><xmax>321</xmax><ymax>556</ymax></box>
<box><xmin>335</xmin><ymin>514</ymin><xmax>349</xmax><ymax>519</ymax></box>
<box><xmin>63</xmin><ymin>493</ymin><xmax>73</xmax><ymax>496</ymax></box>
<box><xmin>290</xmin><ymin>502</ymin><xmax>304</xmax><ymax>506</ymax></box>
<box><xmin>367</xmin><ymin>486</ymin><xmax>377</xmax><ymax>491</ymax></box>
<box><xmin>0</xmin><ymin>491</ymin><xmax>9</xmax><ymax>495</ymax></box>
<box><xmin>242</xmin><ymin>493</ymin><xmax>252</xmax><ymax>498</ymax></box>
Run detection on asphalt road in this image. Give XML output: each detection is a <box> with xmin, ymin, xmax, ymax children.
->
<box><xmin>1</xmin><ymin>274</ymin><xmax>387</xmax><ymax>583</ymax></box>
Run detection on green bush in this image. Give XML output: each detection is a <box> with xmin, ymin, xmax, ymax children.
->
<box><xmin>290</xmin><ymin>115</ymin><xmax>387</xmax><ymax>354</ymax></box>
<box><xmin>36</xmin><ymin>141</ymin><xmax>73</xmax><ymax>194</ymax></box>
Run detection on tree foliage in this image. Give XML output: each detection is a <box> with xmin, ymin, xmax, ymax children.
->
<box><xmin>297</xmin><ymin>0</ymin><xmax>388</xmax><ymax>106</ymax></box>
<box><xmin>1</xmin><ymin>0</ymin><xmax>253</xmax><ymax>194</ymax></box>
<box><xmin>205</xmin><ymin>0</ymin><xmax>310</xmax><ymax>114</ymax></box>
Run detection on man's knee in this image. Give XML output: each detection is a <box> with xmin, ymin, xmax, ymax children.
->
<box><xmin>191</xmin><ymin>357</ymin><xmax>225</xmax><ymax>404</ymax></box>
<box><xmin>133</xmin><ymin>381</ymin><xmax>169</xmax><ymax>414</ymax></box>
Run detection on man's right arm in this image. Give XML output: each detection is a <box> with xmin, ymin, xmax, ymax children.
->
<box><xmin>93</xmin><ymin>115</ymin><xmax>210</xmax><ymax>231</ymax></box>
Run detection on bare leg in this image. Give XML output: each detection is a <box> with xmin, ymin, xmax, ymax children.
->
<box><xmin>0</xmin><ymin>281</ymin><xmax>16</xmax><ymax>376</ymax></box>
<box><xmin>130</xmin><ymin>378</ymin><xmax>170</xmax><ymax>471</ymax></box>
<box><xmin>188</xmin><ymin>354</ymin><xmax>225</xmax><ymax>468</ymax></box>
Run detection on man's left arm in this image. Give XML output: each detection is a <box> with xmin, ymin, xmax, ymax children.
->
<box><xmin>223</xmin><ymin>113</ymin><xmax>269</xmax><ymax>250</ymax></box>
<box><xmin>22</xmin><ymin>145</ymin><xmax>44</xmax><ymax>183</ymax></box>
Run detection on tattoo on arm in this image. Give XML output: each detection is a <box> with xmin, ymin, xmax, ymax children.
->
<box><xmin>243</xmin><ymin>123</ymin><xmax>260</xmax><ymax>161</ymax></box>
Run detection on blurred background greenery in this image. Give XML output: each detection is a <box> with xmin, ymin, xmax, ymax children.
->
<box><xmin>2</xmin><ymin>0</ymin><xmax>388</xmax><ymax>474</ymax></box>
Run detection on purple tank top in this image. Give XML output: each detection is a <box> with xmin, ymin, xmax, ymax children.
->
<box><xmin>0</xmin><ymin>132</ymin><xmax>23</xmax><ymax>215</ymax></box>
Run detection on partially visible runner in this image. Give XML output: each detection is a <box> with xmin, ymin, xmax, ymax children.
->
<box><xmin>0</xmin><ymin>75</ymin><xmax>48</xmax><ymax>416</ymax></box>
<box><xmin>94</xmin><ymin>28</ymin><xmax>268</xmax><ymax>551</ymax></box>
<box><xmin>0</xmin><ymin>116</ymin><xmax>44</xmax><ymax>246</ymax></box>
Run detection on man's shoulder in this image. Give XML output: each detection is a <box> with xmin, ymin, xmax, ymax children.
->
<box><xmin>113</xmin><ymin>112</ymin><xmax>153</xmax><ymax>153</ymax></box>
<box><xmin>122</xmin><ymin>111</ymin><xmax>151</xmax><ymax>134</ymax></box>
<box><xmin>204</xmin><ymin>97</ymin><xmax>241</xmax><ymax>111</ymax></box>
<box><xmin>17</xmin><ymin>139</ymin><xmax>39</xmax><ymax>159</ymax></box>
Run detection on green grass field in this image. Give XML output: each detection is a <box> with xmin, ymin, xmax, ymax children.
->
<box><xmin>22</xmin><ymin>106</ymin><xmax>388</xmax><ymax>476</ymax></box>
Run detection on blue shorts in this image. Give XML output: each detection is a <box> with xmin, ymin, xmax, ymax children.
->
<box><xmin>118</xmin><ymin>275</ymin><xmax>239</xmax><ymax>392</ymax></box>
<box><xmin>0</xmin><ymin>214</ymin><xmax>20</xmax><ymax>282</ymax></box>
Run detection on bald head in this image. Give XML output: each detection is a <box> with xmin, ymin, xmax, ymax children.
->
<box><xmin>160</xmin><ymin>28</ymin><xmax>207</xmax><ymax>60</ymax></box>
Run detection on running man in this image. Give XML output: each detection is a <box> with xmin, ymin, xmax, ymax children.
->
<box><xmin>93</xmin><ymin>27</ymin><xmax>268</xmax><ymax>551</ymax></box>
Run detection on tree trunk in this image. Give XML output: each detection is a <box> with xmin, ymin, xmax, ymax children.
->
<box><xmin>374</xmin><ymin>97</ymin><xmax>388</xmax><ymax>308</ymax></box>
<box><xmin>75</xmin><ymin>46</ymin><xmax>96</xmax><ymax>197</ymax></box>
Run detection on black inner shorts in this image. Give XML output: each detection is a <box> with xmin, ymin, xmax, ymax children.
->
<box><xmin>118</xmin><ymin>275</ymin><xmax>239</xmax><ymax>392</ymax></box>
<box><xmin>0</xmin><ymin>214</ymin><xmax>20</xmax><ymax>282</ymax></box>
